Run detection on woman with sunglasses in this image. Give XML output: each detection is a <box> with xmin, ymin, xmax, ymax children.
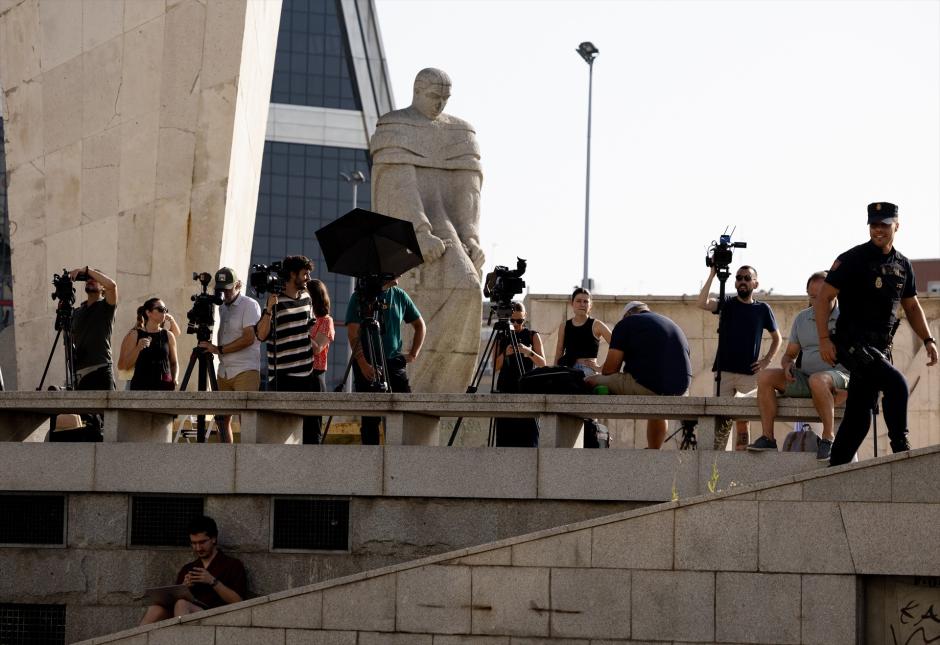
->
<box><xmin>493</xmin><ymin>302</ymin><xmax>545</xmax><ymax>446</ymax></box>
<box><xmin>554</xmin><ymin>287</ymin><xmax>611</xmax><ymax>375</ymax></box>
<box><xmin>118</xmin><ymin>298</ymin><xmax>178</xmax><ymax>391</ymax></box>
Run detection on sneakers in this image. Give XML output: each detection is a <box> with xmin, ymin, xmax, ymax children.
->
<box><xmin>816</xmin><ymin>438</ymin><xmax>833</xmax><ymax>462</ymax></box>
<box><xmin>746</xmin><ymin>436</ymin><xmax>778</xmax><ymax>452</ymax></box>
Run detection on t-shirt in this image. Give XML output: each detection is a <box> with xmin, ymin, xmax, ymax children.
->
<box><xmin>174</xmin><ymin>550</ymin><xmax>247</xmax><ymax>610</ymax></box>
<box><xmin>267</xmin><ymin>293</ymin><xmax>314</xmax><ymax>377</ymax></box>
<box><xmin>310</xmin><ymin>315</ymin><xmax>335</xmax><ymax>372</ymax></box>
<box><xmin>609</xmin><ymin>311</ymin><xmax>692</xmax><ymax>396</ymax></box>
<box><xmin>71</xmin><ymin>299</ymin><xmax>116</xmax><ymax>370</ymax></box>
<box><xmin>713</xmin><ymin>297</ymin><xmax>778</xmax><ymax>375</ymax></box>
<box><xmin>217</xmin><ymin>294</ymin><xmax>261</xmax><ymax>379</ymax></box>
<box><xmin>344</xmin><ymin>287</ymin><xmax>421</xmax><ymax>360</ymax></box>
<box><xmin>557</xmin><ymin>317</ymin><xmax>600</xmax><ymax>367</ymax></box>
<box><xmin>788</xmin><ymin>306</ymin><xmax>846</xmax><ymax>375</ymax></box>
<box><xmin>826</xmin><ymin>241</ymin><xmax>916</xmax><ymax>346</ymax></box>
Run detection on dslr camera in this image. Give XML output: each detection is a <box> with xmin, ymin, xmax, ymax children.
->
<box><xmin>483</xmin><ymin>258</ymin><xmax>527</xmax><ymax>306</ymax></box>
<box><xmin>249</xmin><ymin>261</ymin><xmax>286</xmax><ymax>295</ymax></box>
<box><xmin>705</xmin><ymin>234</ymin><xmax>747</xmax><ymax>271</ymax></box>
<box><xmin>186</xmin><ymin>272</ymin><xmax>223</xmax><ymax>342</ymax></box>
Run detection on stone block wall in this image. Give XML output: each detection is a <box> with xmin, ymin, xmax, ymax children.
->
<box><xmin>84</xmin><ymin>445</ymin><xmax>940</xmax><ymax>644</ymax></box>
<box><xmin>0</xmin><ymin>0</ymin><xmax>282</xmax><ymax>389</ymax></box>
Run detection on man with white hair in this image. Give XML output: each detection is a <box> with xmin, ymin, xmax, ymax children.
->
<box><xmin>586</xmin><ymin>301</ymin><xmax>693</xmax><ymax>448</ymax></box>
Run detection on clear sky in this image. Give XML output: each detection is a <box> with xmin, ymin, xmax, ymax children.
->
<box><xmin>373</xmin><ymin>0</ymin><xmax>940</xmax><ymax>297</ymax></box>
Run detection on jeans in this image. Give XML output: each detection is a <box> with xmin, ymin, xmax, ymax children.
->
<box><xmin>353</xmin><ymin>357</ymin><xmax>410</xmax><ymax>445</ymax></box>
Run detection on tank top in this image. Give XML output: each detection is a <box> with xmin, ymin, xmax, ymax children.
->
<box><xmin>130</xmin><ymin>329</ymin><xmax>174</xmax><ymax>391</ymax></box>
<box><xmin>558</xmin><ymin>317</ymin><xmax>600</xmax><ymax>367</ymax></box>
<box><xmin>497</xmin><ymin>328</ymin><xmax>536</xmax><ymax>393</ymax></box>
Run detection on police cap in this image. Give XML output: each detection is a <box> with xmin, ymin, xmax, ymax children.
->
<box><xmin>867</xmin><ymin>202</ymin><xmax>898</xmax><ymax>225</ymax></box>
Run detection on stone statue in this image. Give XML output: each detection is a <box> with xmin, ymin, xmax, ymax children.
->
<box><xmin>370</xmin><ymin>68</ymin><xmax>484</xmax><ymax>393</ymax></box>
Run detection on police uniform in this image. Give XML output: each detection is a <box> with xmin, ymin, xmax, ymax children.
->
<box><xmin>825</xmin><ymin>202</ymin><xmax>916</xmax><ymax>465</ymax></box>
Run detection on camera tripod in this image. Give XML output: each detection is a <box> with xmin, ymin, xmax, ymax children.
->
<box><xmin>447</xmin><ymin>305</ymin><xmax>530</xmax><ymax>447</ymax></box>
<box><xmin>38</xmin><ymin>304</ymin><xmax>78</xmax><ymax>392</ymax></box>
<box><xmin>179</xmin><ymin>327</ymin><xmax>218</xmax><ymax>442</ymax></box>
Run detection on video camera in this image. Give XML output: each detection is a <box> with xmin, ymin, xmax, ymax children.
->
<box><xmin>186</xmin><ymin>272</ymin><xmax>223</xmax><ymax>342</ymax></box>
<box><xmin>484</xmin><ymin>258</ymin><xmax>527</xmax><ymax>306</ymax></box>
<box><xmin>249</xmin><ymin>261</ymin><xmax>286</xmax><ymax>295</ymax></box>
<box><xmin>705</xmin><ymin>233</ymin><xmax>747</xmax><ymax>272</ymax></box>
<box><xmin>50</xmin><ymin>269</ymin><xmax>82</xmax><ymax>331</ymax></box>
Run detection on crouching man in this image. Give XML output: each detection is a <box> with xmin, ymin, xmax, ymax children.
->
<box><xmin>140</xmin><ymin>516</ymin><xmax>247</xmax><ymax>624</ymax></box>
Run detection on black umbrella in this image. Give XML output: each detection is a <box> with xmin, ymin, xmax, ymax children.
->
<box><xmin>315</xmin><ymin>208</ymin><xmax>425</xmax><ymax>278</ymax></box>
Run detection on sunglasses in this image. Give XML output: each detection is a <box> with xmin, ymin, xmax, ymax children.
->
<box><xmin>152</xmin><ymin>306</ymin><xmax>169</xmax><ymax>313</ymax></box>
<box><xmin>735</xmin><ymin>275</ymin><xmax>753</xmax><ymax>282</ymax></box>
<box><xmin>510</xmin><ymin>318</ymin><xmax>525</xmax><ymax>324</ymax></box>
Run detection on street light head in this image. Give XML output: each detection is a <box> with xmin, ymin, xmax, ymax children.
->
<box><xmin>576</xmin><ymin>41</ymin><xmax>599</xmax><ymax>64</ymax></box>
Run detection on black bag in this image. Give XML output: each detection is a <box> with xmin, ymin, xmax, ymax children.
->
<box><xmin>517</xmin><ymin>366</ymin><xmax>591</xmax><ymax>395</ymax></box>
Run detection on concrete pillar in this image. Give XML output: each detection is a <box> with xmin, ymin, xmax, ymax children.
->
<box><xmin>0</xmin><ymin>0</ymin><xmax>282</xmax><ymax>389</ymax></box>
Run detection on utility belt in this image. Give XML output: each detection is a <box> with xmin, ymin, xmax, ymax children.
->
<box><xmin>832</xmin><ymin>320</ymin><xmax>900</xmax><ymax>372</ymax></box>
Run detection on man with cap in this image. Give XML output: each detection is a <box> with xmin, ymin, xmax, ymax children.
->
<box><xmin>198</xmin><ymin>267</ymin><xmax>261</xmax><ymax>443</ymax></box>
<box><xmin>816</xmin><ymin>202</ymin><xmax>937</xmax><ymax>466</ymax></box>
<box><xmin>698</xmin><ymin>264</ymin><xmax>782</xmax><ymax>450</ymax></box>
<box><xmin>586</xmin><ymin>302</ymin><xmax>693</xmax><ymax>448</ymax></box>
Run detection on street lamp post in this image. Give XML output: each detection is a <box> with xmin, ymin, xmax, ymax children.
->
<box><xmin>576</xmin><ymin>41</ymin><xmax>598</xmax><ymax>291</ymax></box>
<box><xmin>340</xmin><ymin>170</ymin><xmax>367</xmax><ymax>393</ymax></box>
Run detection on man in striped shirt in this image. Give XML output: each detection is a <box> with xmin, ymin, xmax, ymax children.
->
<box><xmin>255</xmin><ymin>255</ymin><xmax>320</xmax><ymax>444</ymax></box>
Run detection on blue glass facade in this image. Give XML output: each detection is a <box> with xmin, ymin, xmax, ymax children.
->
<box><xmin>271</xmin><ymin>0</ymin><xmax>361</xmax><ymax>110</ymax></box>
<box><xmin>251</xmin><ymin>0</ymin><xmax>372</xmax><ymax>389</ymax></box>
<box><xmin>251</xmin><ymin>142</ymin><xmax>371</xmax><ymax>386</ymax></box>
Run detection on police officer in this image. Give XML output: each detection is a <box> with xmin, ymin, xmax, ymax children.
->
<box><xmin>816</xmin><ymin>202</ymin><xmax>938</xmax><ymax>466</ymax></box>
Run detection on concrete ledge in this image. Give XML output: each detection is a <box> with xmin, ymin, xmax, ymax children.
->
<box><xmin>0</xmin><ymin>443</ymin><xmax>834</xmax><ymax>502</ymax></box>
<box><xmin>0</xmin><ymin>392</ymin><xmax>841</xmax><ymax>447</ymax></box>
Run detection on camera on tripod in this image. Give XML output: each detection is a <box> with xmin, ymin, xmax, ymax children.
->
<box><xmin>186</xmin><ymin>272</ymin><xmax>223</xmax><ymax>342</ymax></box>
<box><xmin>249</xmin><ymin>261</ymin><xmax>286</xmax><ymax>295</ymax></box>
<box><xmin>705</xmin><ymin>233</ymin><xmax>747</xmax><ymax>271</ymax></box>
<box><xmin>484</xmin><ymin>258</ymin><xmax>527</xmax><ymax>307</ymax></box>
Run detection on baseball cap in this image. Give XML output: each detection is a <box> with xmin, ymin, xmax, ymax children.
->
<box><xmin>867</xmin><ymin>202</ymin><xmax>898</xmax><ymax>225</ymax></box>
<box><xmin>622</xmin><ymin>301</ymin><xmax>648</xmax><ymax>317</ymax></box>
<box><xmin>214</xmin><ymin>267</ymin><xmax>238</xmax><ymax>289</ymax></box>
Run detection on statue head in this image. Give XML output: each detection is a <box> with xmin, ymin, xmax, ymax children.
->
<box><xmin>411</xmin><ymin>68</ymin><xmax>452</xmax><ymax>120</ymax></box>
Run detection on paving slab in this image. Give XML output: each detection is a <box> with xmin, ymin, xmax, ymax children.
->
<box><xmin>512</xmin><ymin>530</ymin><xmax>591</xmax><ymax>568</ymax></box>
<box><xmin>322</xmin><ymin>574</ymin><xmax>396</xmax><ymax>632</ymax></box>
<box><xmin>631</xmin><ymin>570</ymin><xmax>714</xmax><ymax>642</ymax></box>
<box><xmin>801</xmin><ymin>574</ymin><xmax>858</xmax><ymax>645</ymax></box>
<box><xmin>471</xmin><ymin>566</ymin><xmax>550</xmax><ymax>636</ymax></box>
<box><xmin>0</xmin><ymin>442</ymin><xmax>95</xmax><ymax>490</ymax></box>
<box><xmin>591</xmin><ymin>510</ymin><xmax>674</xmax><ymax>570</ymax></box>
<box><xmin>234</xmin><ymin>444</ymin><xmax>382</xmax><ymax>495</ymax></box>
<box><xmin>715</xmin><ymin>572</ymin><xmax>800</xmax><ymax>644</ymax></box>
<box><xmin>396</xmin><ymin>565</ymin><xmax>471</xmax><ymax>634</ymax></box>
<box><xmin>758</xmin><ymin>502</ymin><xmax>855</xmax><ymax>573</ymax></box>
<box><xmin>384</xmin><ymin>446</ymin><xmax>537</xmax><ymax>498</ymax></box>
<box><xmin>802</xmin><ymin>462</ymin><xmax>892</xmax><ymax>502</ymax></box>
<box><xmin>550</xmin><ymin>568</ymin><xmax>630</xmax><ymax>639</ymax></box>
<box><xmin>675</xmin><ymin>500</ymin><xmax>758</xmax><ymax>571</ymax></box>
<box><xmin>251</xmin><ymin>592</ymin><xmax>322</xmax><ymax>629</ymax></box>
<box><xmin>94</xmin><ymin>443</ymin><xmax>236</xmax><ymax>493</ymax></box>
<box><xmin>841</xmin><ymin>502</ymin><xmax>940</xmax><ymax>575</ymax></box>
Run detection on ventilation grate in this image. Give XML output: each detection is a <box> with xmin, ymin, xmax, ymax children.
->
<box><xmin>0</xmin><ymin>495</ymin><xmax>65</xmax><ymax>545</ymax></box>
<box><xmin>272</xmin><ymin>498</ymin><xmax>349</xmax><ymax>551</ymax></box>
<box><xmin>130</xmin><ymin>496</ymin><xmax>204</xmax><ymax>547</ymax></box>
<box><xmin>0</xmin><ymin>603</ymin><xmax>66</xmax><ymax>645</ymax></box>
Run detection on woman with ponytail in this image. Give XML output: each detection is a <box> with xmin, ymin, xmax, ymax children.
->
<box><xmin>118</xmin><ymin>298</ymin><xmax>178</xmax><ymax>390</ymax></box>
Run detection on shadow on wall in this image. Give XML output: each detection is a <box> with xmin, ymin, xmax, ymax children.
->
<box><xmin>0</xmin><ymin>325</ymin><xmax>15</xmax><ymax>390</ymax></box>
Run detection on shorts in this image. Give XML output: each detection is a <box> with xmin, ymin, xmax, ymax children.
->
<box><xmin>217</xmin><ymin>370</ymin><xmax>261</xmax><ymax>392</ymax></box>
<box><xmin>591</xmin><ymin>372</ymin><xmax>656</xmax><ymax>395</ymax></box>
<box><xmin>783</xmin><ymin>368</ymin><xmax>850</xmax><ymax>398</ymax></box>
<box><xmin>716</xmin><ymin>371</ymin><xmax>757</xmax><ymax>397</ymax></box>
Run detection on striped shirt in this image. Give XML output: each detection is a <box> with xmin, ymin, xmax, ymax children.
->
<box><xmin>267</xmin><ymin>293</ymin><xmax>314</xmax><ymax>377</ymax></box>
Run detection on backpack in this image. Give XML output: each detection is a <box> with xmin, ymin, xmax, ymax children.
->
<box><xmin>517</xmin><ymin>366</ymin><xmax>591</xmax><ymax>395</ymax></box>
<box><xmin>782</xmin><ymin>422</ymin><xmax>819</xmax><ymax>452</ymax></box>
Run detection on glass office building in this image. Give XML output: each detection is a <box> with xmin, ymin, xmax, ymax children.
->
<box><xmin>251</xmin><ymin>0</ymin><xmax>394</xmax><ymax>387</ymax></box>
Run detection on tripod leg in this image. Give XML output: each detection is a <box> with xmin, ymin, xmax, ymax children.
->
<box><xmin>37</xmin><ymin>328</ymin><xmax>63</xmax><ymax>391</ymax></box>
<box><xmin>448</xmin><ymin>326</ymin><xmax>502</xmax><ymax>446</ymax></box>
<box><xmin>196</xmin><ymin>353</ymin><xmax>209</xmax><ymax>443</ymax></box>
<box><xmin>179</xmin><ymin>349</ymin><xmax>199</xmax><ymax>391</ymax></box>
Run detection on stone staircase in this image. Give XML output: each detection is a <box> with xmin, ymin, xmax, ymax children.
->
<box><xmin>81</xmin><ymin>445</ymin><xmax>940</xmax><ymax>644</ymax></box>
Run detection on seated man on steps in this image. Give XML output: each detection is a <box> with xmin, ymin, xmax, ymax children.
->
<box><xmin>140</xmin><ymin>516</ymin><xmax>247</xmax><ymax>624</ymax></box>
<box><xmin>748</xmin><ymin>271</ymin><xmax>849</xmax><ymax>461</ymax></box>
